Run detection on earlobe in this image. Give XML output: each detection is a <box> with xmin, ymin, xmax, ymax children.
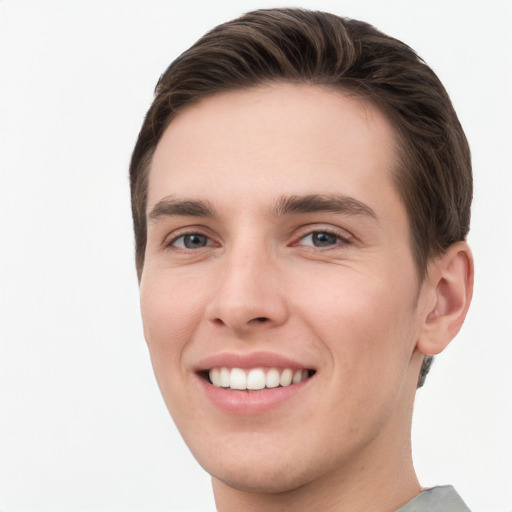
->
<box><xmin>417</xmin><ymin>242</ymin><xmax>474</xmax><ymax>356</ymax></box>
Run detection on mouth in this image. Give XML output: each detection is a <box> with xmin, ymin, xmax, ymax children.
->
<box><xmin>202</xmin><ymin>367</ymin><xmax>317</xmax><ymax>391</ymax></box>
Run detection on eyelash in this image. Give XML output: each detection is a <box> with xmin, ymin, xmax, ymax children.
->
<box><xmin>294</xmin><ymin>228</ymin><xmax>352</xmax><ymax>249</ymax></box>
<box><xmin>165</xmin><ymin>227</ymin><xmax>352</xmax><ymax>252</ymax></box>
<box><xmin>166</xmin><ymin>232</ymin><xmax>215</xmax><ymax>250</ymax></box>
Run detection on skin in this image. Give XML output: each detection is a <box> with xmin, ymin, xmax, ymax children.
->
<box><xmin>139</xmin><ymin>83</ymin><xmax>473</xmax><ymax>512</ymax></box>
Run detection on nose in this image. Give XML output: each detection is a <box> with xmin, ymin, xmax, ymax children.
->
<box><xmin>205</xmin><ymin>244</ymin><xmax>288</xmax><ymax>335</ymax></box>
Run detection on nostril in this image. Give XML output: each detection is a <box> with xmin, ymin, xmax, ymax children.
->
<box><xmin>253</xmin><ymin>317</ymin><xmax>269</xmax><ymax>323</ymax></box>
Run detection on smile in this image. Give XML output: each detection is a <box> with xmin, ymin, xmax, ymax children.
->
<box><xmin>208</xmin><ymin>367</ymin><xmax>315</xmax><ymax>391</ymax></box>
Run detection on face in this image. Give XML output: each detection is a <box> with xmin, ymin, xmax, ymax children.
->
<box><xmin>140</xmin><ymin>84</ymin><xmax>430</xmax><ymax>494</ymax></box>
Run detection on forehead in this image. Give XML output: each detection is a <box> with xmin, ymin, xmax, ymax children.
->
<box><xmin>148</xmin><ymin>83</ymin><xmax>400</xmax><ymax>215</ymax></box>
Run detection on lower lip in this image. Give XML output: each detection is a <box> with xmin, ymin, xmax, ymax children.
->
<box><xmin>197</xmin><ymin>375</ymin><xmax>312</xmax><ymax>415</ymax></box>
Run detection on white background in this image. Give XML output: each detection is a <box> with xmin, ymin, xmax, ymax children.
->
<box><xmin>0</xmin><ymin>1</ymin><xmax>511</xmax><ymax>511</ymax></box>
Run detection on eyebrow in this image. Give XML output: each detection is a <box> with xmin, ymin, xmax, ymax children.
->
<box><xmin>147</xmin><ymin>193</ymin><xmax>377</xmax><ymax>222</ymax></box>
<box><xmin>270</xmin><ymin>194</ymin><xmax>377</xmax><ymax>219</ymax></box>
<box><xmin>148</xmin><ymin>196</ymin><xmax>217</xmax><ymax>222</ymax></box>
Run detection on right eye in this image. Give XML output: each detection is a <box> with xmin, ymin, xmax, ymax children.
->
<box><xmin>169</xmin><ymin>233</ymin><xmax>212</xmax><ymax>249</ymax></box>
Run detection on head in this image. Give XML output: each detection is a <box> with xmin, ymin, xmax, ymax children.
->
<box><xmin>130</xmin><ymin>8</ymin><xmax>473</xmax><ymax>505</ymax></box>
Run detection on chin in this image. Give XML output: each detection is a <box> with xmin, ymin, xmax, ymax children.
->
<box><xmin>194</xmin><ymin>433</ymin><xmax>337</xmax><ymax>496</ymax></box>
<box><xmin>210</xmin><ymin>461</ymin><xmax>314</xmax><ymax>495</ymax></box>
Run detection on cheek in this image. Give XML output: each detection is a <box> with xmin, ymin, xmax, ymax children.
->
<box><xmin>140</xmin><ymin>266</ymin><xmax>205</xmax><ymax>337</ymax></box>
<box><xmin>295</xmin><ymin>266</ymin><xmax>419</xmax><ymax>377</ymax></box>
<box><xmin>139</xmin><ymin>270</ymin><xmax>206</xmax><ymax>394</ymax></box>
<box><xmin>303</xmin><ymin>283</ymin><xmax>418</xmax><ymax>440</ymax></box>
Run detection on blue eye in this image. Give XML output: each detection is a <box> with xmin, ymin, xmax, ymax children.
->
<box><xmin>171</xmin><ymin>234</ymin><xmax>210</xmax><ymax>249</ymax></box>
<box><xmin>299</xmin><ymin>231</ymin><xmax>345</xmax><ymax>247</ymax></box>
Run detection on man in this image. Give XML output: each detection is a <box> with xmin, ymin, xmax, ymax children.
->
<box><xmin>129</xmin><ymin>8</ymin><xmax>473</xmax><ymax>511</ymax></box>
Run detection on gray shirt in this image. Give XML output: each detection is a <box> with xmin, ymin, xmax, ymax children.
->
<box><xmin>397</xmin><ymin>485</ymin><xmax>470</xmax><ymax>511</ymax></box>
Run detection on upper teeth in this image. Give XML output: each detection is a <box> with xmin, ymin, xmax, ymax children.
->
<box><xmin>208</xmin><ymin>367</ymin><xmax>310</xmax><ymax>390</ymax></box>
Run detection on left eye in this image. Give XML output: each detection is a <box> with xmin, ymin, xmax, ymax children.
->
<box><xmin>298</xmin><ymin>231</ymin><xmax>345</xmax><ymax>247</ymax></box>
<box><xmin>170</xmin><ymin>234</ymin><xmax>211</xmax><ymax>249</ymax></box>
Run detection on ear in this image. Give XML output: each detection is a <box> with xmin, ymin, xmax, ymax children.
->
<box><xmin>416</xmin><ymin>242</ymin><xmax>474</xmax><ymax>356</ymax></box>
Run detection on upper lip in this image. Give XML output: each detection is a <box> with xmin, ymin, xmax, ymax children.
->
<box><xmin>195</xmin><ymin>351</ymin><xmax>315</xmax><ymax>372</ymax></box>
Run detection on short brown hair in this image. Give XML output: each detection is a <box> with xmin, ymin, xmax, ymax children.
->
<box><xmin>129</xmin><ymin>8</ymin><xmax>472</xmax><ymax>383</ymax></box>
